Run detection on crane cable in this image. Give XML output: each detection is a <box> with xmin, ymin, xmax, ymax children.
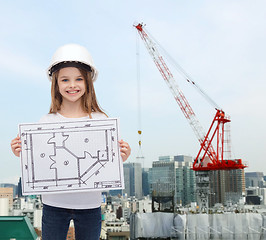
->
<box><xmin>145</xmin><ymin>28</ymin><xmax>221</xmax><ymax>110</ymax></box>
<box><xmin>136</xmin><ymin>29</ymin><xmax>145</xmax><ymax>163</ymax></box>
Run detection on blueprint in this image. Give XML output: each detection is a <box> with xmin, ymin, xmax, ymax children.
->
<box><xmin>19</xmin><ymin>118</ymin><xmax>124</xmax><ymax>195</ymax></box>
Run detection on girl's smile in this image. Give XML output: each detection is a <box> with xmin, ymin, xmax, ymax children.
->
<box><xmin>67</xmin><ymin>90</ymin><xmax>80</xmax><ymax>94</ymax></box>
<box><xmin>57</xmin><ymin>67</ymin><xmax>86</xmax><ymax>104</ymax></box>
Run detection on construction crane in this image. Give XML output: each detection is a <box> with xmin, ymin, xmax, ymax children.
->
<box><xmin>134</xmin><ymin>23</ymin><xmax>247</xmax><ymax>211</ymax></box>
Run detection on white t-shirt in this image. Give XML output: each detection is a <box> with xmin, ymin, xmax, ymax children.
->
<box><xmin>39</xmin><ymin>112</ymin><xmax>107</xmax><ymax>209</ymax></box>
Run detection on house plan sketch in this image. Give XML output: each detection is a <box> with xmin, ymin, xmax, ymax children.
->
<box><xmin>19</xmin><ymin>118</ymin><xmax>124</xmax><ymax>195</ymax></box>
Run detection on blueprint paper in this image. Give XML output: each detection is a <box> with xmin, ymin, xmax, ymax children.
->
<box><xmin>19</xmin><ymin>118</ymin><xmax>124</xmax><ymax>195</ymax></box>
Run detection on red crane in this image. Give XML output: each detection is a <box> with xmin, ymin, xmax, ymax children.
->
<box><xmin>134</xmin><ymin>23</ymin><xmax>247</xmax><ymax>171</ymax></box>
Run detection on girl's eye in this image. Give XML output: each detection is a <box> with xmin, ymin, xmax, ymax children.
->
<box><xmin>76</xmin><ymin>78</ymin><xmax>83</xmax><ymax>81</ymax></box>
<box><xmin>62</xmin><ymin>79</ymin><xmax>68</xmax><ymax>82</ymax></box>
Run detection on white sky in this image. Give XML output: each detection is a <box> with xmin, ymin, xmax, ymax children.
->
<box><xmin>1</xmin><ymin>0</ymin><xmax>265</xmax><ymax>184</ymax></box>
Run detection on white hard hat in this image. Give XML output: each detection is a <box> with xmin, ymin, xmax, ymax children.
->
<box><xmin>47</xmin><ymin>43</ymin><xmax>98</xmax><ymax>81</ymax></box>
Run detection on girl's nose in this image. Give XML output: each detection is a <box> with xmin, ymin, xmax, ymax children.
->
<box><xmin>69</xmin><ymin>80</ymin><xmax>76</xmax><ymax>88</ymax></box>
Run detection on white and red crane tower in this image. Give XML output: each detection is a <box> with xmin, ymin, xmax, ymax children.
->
<box><xmin>134</xmin><ymin>23</ymin><xmax>247</xmax><ymax>212</ymax></box>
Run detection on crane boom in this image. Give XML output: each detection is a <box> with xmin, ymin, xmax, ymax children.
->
<box><xmin>135</xmin><ymin>23</ymin><xmax>246</xmax><ymax>171</ymax></box>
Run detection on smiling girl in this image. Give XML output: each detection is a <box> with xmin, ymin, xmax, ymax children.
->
<box><xmin>10</xmin><ymin>43</ymin><xmax>131</xmax><ymax>240</ymax></box>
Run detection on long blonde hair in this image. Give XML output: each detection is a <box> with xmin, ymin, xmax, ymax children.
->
<box><xmin>49</xmin><ymin>67</ymin><xmax>107</xmax><ymax>118</ymax></box>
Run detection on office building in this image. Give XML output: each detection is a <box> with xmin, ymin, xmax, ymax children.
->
<box><xmin>17</xmin><ymin>178</ymin><xmax>22</xmax><ymax>197</ymax></box>
<box><xmin>209</xmin><ymin>169</ymin><xmax>245</xmax><ymax>206</ymax></box>
<box><xmin>245</xmin><ymin>172</ymin><xmax>264</xmax><ymax>188</ymax></box>
<box><xmin>0</xmin><ymin>184</ymin><xmax>17</xmax><ymax>198</ymax></box>
<box><xmin>159</xmin><ymin>156</ymin><xmax>174</xmax><ymax>162</ymax></box>
<box><xmin>142</xmin><ymin>168</ymin><xmax>150</xmax><ymax>196</ymax></box>
<box><xmin>150</xmin><ymin>155</ymin><xmax>196</xmax><ymax>206</ymax></box>
<box><xmin>123</xmin><ymin>162</ymin><xmax>142</xmax><ymax>199</ymax></box>
<box><xmin>0</xmin><ymin>187</ymin><xmax>13</xmax><ymax>209</ymax></box>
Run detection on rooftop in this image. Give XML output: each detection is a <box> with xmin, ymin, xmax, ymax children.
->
<box><xmin>0</xmin><ymin>216</ymin><xmax>38</xmax><ymax>240</ymax></box>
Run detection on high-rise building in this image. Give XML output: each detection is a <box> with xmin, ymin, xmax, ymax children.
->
<box><xmin>174</xmin><ymin>155</ymin><xmax>192</xmax><ymax>163</ymax></box>
<box><xmin>123</xmin><ymin>166</ymin><xmax>131</xmax><ymax>197</ymax></box>
<box><xmin>209</xmin><ymin>169</ymin><xmax>245</xmax><ymax>206</ymax></box>
<box><xmin>142</xmin><ymin>168</ymin><xmax>150</xmax><ymax>196</ymax></box>
<box><xmin>245</xmin><ymin>172</ymin><xmax>264</xmax><ymax>188</ymax></box>
<box><xmin>17</xmin><ymin>178</ymin><xmax>22</xmax><ymax>198</ymax></box>
<box><xmin>150</xmin><ymin>155</ymin><xmax>196</xmax><ymax>206</ymax></box>
<box><xmin>123</xmin><ymin>163</ymin><xmax>142</xmax><ymax>199</ymax></box>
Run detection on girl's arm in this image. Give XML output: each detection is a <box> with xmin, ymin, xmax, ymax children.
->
<box><xmin>119</xmin><ymin>140</ymin><xmax>131</xmax><ymax>162</ymax></box>
<box><xmin>10</xmin><ymin>135</ymin><xmax>21</xmax><ymax>157</ymax></box>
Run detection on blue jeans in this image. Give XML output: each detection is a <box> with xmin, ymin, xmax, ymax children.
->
<box><xmin>42</xmin><ymin>204</ymin><xmax>102</xmax><ymax>240</ymax></box>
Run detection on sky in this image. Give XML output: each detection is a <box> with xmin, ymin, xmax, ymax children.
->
<box><xmin>0</xmin><ymin>0</ymin><xmax>265</xmax><ymax>184</ymax></box>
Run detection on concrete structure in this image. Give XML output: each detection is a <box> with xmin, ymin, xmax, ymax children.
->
<box><xmin>0</xmin><ymin>183</ymin><xmax>17</xmax><ymax>198</ymax></box>
<box><xmin>101</xmin><ymin>205</ymin><xmax>130</xmax><ymax>240</ymax></box>
<box><xmin>245</xmin><ymin>186</ymin><xmax>266</xmax><ymax>205</ymax></box>
<box><xmin>137</xmin><ymin>197</ymin><xmax>152</xmax><ymax>213</ymax></box>
<box><xmin>150</xmin><ymin>155</ymin><xmax>196</xmax><ymax>207</ymax></box>
<box><xmin>123</xmin><ymin>163</ymin><xmax>142</xmax><ymax>199</ymax></box>
<box><xmin>13</xmin><ymin>196</ymin><xmax>43</xmax><ymax>227</ymax></box>
<box><xmin>0</xmin><ymin>198</ymin><xmax>9</xmax><ymax>216</ymax></box>
<box><xmin>66</xmin><ymin>220</ymin><xmax>75</xmax><ymax>240</ymax></box>
<box><xmin>158</xmin><ymin>156</ymin><xmax>174</xmax><ymax>162</ymax></box>
<box><xmin>106</xmin><ymin>230</ymin><xmax>130</xmax><ymax>240</ymax></box>
<box><xmin>142</xmin><ymin>168</ymin><xmax>150</xmax><ymax>196</ymax></box>
<box><xmin>260</xmin><ymin>188</ymin><xmax>266</xmax><ymax>205</ymax></box>
<box><xmin>0</xmin><ymin>187</ymin><xmax>13</xmax><ymax>209</ymax></box>
<box><xmin>174</xmin><ymin>155</ymin><xmax>192</xmax><ymax>162</ymax></box>
<box><xmin>17</xmin><ymin>177</ymin><xmax>22</xmax><ymax>197</ymax></box>
<box><xmin>245</xmin><ymin>172</ymin><xmax>264</xmax><ymax>188</ymax></box>
<box><xmin>209</xmin><ymin>169</ymin><xmax>245</xmax><ymax>207</ymax></box>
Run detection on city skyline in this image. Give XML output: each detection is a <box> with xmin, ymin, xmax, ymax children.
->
<box><xmin>1</xmin><ymin>1</ymin><xmax>266</xmax><ymax>184</ymax></box>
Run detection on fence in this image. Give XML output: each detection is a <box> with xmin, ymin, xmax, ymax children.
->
<box><xmin>130</xmin><ymin>212</ymin><xmax>266</xmax><ymax>240</ymax></box>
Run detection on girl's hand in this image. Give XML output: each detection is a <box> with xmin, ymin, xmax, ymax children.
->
<box><xmin>10</xmin><ymin>135</ymin><xmax>21</xmax><ymax>157</ymax></box>
<box><xmin>119</xmin><ymin>139</ymin><xmax>131</xmax><ymax>162</ymax></box>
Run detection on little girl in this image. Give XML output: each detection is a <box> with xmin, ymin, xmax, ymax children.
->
<box><xmin>10</xmin><ymin>43</ymin><xmax>131</xmax><ymax>240</ymax></box>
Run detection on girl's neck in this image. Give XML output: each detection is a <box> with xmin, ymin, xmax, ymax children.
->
<box><xmin>58</xmin><ymin>102</ymin><xmax>89</xmax><ymax>118</ymax></box>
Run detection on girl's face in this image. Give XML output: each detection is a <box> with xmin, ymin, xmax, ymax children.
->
<box><xmin>57</xmin><ymin>67</ymin><xmax>86</xmax><ymax>105</ymax></box>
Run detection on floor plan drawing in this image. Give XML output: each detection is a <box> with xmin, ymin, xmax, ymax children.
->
<box><xmin>19</xmin><ymin>118</ymin><xmax>124</xmax><ymax>195</ymax></box>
